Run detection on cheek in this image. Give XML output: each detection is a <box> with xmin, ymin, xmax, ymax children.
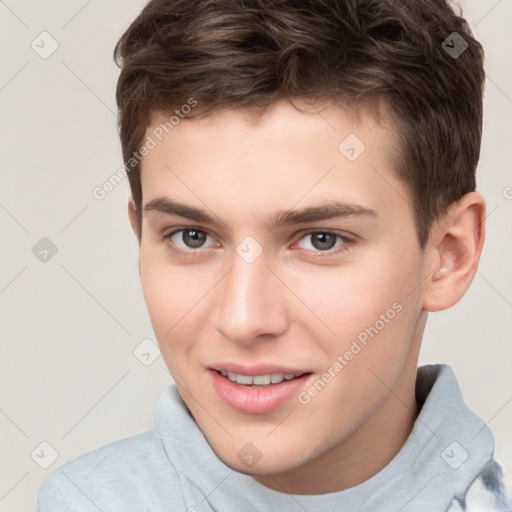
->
<box><xmin>140</xmin><ymin>268</ymin><xmax>180</xmax><ymax>335</ymax></box>
<box><xmin>293</xmin><ymin>257</ymin><xmax>412</xmax><ymax>344</ymax></box>
<box><xmin>291</xmin><ymin>250</ymin><xmax>422</xmax><ymax>397</ymax></box>
<box><xmin>139</xmin><ymin>256</ymin><xmax>208</xmax><ymax>367</ymax></box>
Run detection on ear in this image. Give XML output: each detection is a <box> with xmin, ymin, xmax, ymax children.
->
<box><xmin>127</xmin><ymin>198</ymin><xmax>140</xmax><ymax>238</ymax></box>
<box><xmin>127</xmin><ymin>198</ymin><xmax>141</xmax><ymax>275</ymax></box>
<box><xmin>422</xmin><ymin>191</ymin><xmax>486</xmax><ymax>312</ymax></box>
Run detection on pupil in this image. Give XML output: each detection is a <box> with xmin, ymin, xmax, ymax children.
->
<box><xmin>312</xmin><ymin>233</ymin><xmax>336</xmax><ymax>251</ymax></box>
<box><xmin>183</xmin><ymin>230</ymin><xmax>206</xmax><ymax>248</ymax></box>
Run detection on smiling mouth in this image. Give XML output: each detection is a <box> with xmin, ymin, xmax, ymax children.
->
<box><xmin>210</xmin><ymin>368</ymin><xmax>313</xmax><ymax>414</ymax></box>
<box><xmin>216</xmin><ymin>370</ymin><xmax>311</xmax><ymax>386</ymax></box>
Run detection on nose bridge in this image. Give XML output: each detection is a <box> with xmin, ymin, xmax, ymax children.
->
<box><xmin>214</xmin><ymin>249</ymin><xmax>287</xmax><ymax>344</ymax></box>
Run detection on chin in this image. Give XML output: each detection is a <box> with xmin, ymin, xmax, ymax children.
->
<box><xmin>213</xmin><ymin>442</ymin><xmax>310</xmax><ymax>477</ymax></box>
<box><xmin>225</xmin><ymin>457</ymin><xmax>293</xmax><ymax>477</ymax></box>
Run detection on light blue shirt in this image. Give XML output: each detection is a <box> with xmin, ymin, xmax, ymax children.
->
<box><xmin>35</xmin><ymin>365</ymin><xmax>509</xmax><ymax>511</ymax></box>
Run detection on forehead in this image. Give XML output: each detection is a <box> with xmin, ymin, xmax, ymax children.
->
<box><xmin>139</xmin><ymin>100</ymin><xmax>409</xmax><ymax>226</ymax></box>
<box><xmin>145</xmin><ymin>99</ymin><xmax>397</xmax><ymax>163</ymax></box>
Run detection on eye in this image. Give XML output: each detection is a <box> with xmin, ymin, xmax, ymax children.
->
<box><xmin>164</xmin><ymin>228</ymin><xmax>215</xmax><ymax>251</ymax></box>
<box><xmin>295</xmin><ymin>230</ymin><xmax>349</xmax><ymax>254</ymax></box>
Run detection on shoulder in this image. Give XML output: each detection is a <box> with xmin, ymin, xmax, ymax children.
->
<box><xmin>446</xmin><ymin>459</ymin><xmax>512</xmax><ymax>512</ymax></box>
<box><xmin>36</xmin><ymin>430</ymin><xmax>185</xmax><ymax>511</ymax></box>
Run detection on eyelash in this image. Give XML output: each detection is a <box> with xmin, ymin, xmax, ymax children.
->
<box><xmin>162</xmin><ymin>227</ymin><xmax>353</xmax><ymax>258</ymax></box>
<box><xmin>298</xmin><ymin>229</ymin><xmax>353</xmax><ymax>257</ymax></box>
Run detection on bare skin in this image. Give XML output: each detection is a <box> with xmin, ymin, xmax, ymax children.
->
<box><xmin>128</xmin><ymin>99</ymin><xmax>485</xmax><ymax>494</ymax></box>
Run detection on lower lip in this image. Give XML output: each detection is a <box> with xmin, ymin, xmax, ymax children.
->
<box><xmin>209</xmin><ymin>369</ymin><xmax>312</xmax><ymax>415</ymax></box>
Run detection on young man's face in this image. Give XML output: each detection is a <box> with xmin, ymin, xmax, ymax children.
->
<box><xmin>133</xmin><ymin>100</ymin><xmax>430</xmax><ymax>491</ymax></box>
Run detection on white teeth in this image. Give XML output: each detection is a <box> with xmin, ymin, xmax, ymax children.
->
<box><xmin>236</xmin><ymin>374</ymin><xmax>253</xmax><ymax>385</ymax></box>
<box><xmin>252</xmin><ymin>375</ymin><xmax>271</xmax><ymax>385</ymax></box>
<box><xmin>218</xmin><ymin>371</ymin><xmax>304</xmax><ymax>386</ymax></box>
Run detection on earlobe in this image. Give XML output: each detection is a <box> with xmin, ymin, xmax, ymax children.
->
<box><xmin>422</xmin><ymin>192</ymin><xmax>485</xmax><ymax>312</ymax></box>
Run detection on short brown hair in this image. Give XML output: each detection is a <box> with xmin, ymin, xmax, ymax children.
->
<box><xmin>113</xmin><ymin>0</ymin><xmax>485</xmax><ymax>248</ymax></box>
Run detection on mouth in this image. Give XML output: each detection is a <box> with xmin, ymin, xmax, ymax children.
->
<box><xmin>209</xmin><ymin>366</ymin><xmax>313</xmax><ymax>415</ymax></box>
<box><xmin>217</xmin><ymin>369</ymin><xmax>307</xmax><ymax>386</ymax></box>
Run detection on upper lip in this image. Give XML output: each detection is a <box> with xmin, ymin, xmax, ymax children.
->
<box><xmin>209</xmin><ymin>362</ymin><xmax>311</xmax><ymax>376</ymax></box>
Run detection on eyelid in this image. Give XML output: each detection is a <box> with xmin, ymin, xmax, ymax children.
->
<box><xmin>163</xmin><ymin>226</ymin><xmax>355</xmax><ymax>256</ymax></box>
<box><xmin>296</xmin><ymin>228</ymin><xmax>353</xmax><ymax>242</ymax></box>
<box><xmin>163</xmin><ymin>226</ymin><xmax>218</xmax><ymax>253</ymax></box>
<box><xmin>292</xmin><ymin>229</ymin><xmax>354</xmax><ymax>256</ymax></box>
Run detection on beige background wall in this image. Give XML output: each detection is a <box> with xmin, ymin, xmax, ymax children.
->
<box><xmin>0</xmin><ymin>1</ymin><xmax>511</xmax><ymax>510</ymax></box>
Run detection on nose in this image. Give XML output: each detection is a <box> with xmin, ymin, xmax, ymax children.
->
<box><xmin>213</xmin><ymin>249</ymin><xmax>289</xmax><ymax>346</ymax></box>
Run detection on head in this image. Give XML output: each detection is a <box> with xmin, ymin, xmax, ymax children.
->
<box><xmin>114</xmin><ymin>0</ymin><xmax>486</xmax><ymax>491</ymax></box>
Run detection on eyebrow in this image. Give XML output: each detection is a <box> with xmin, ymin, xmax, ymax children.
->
<box><xmin>143</xmin><ymin>196</ymin><xmax>378</xmax><ymax>229</ymax></box>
